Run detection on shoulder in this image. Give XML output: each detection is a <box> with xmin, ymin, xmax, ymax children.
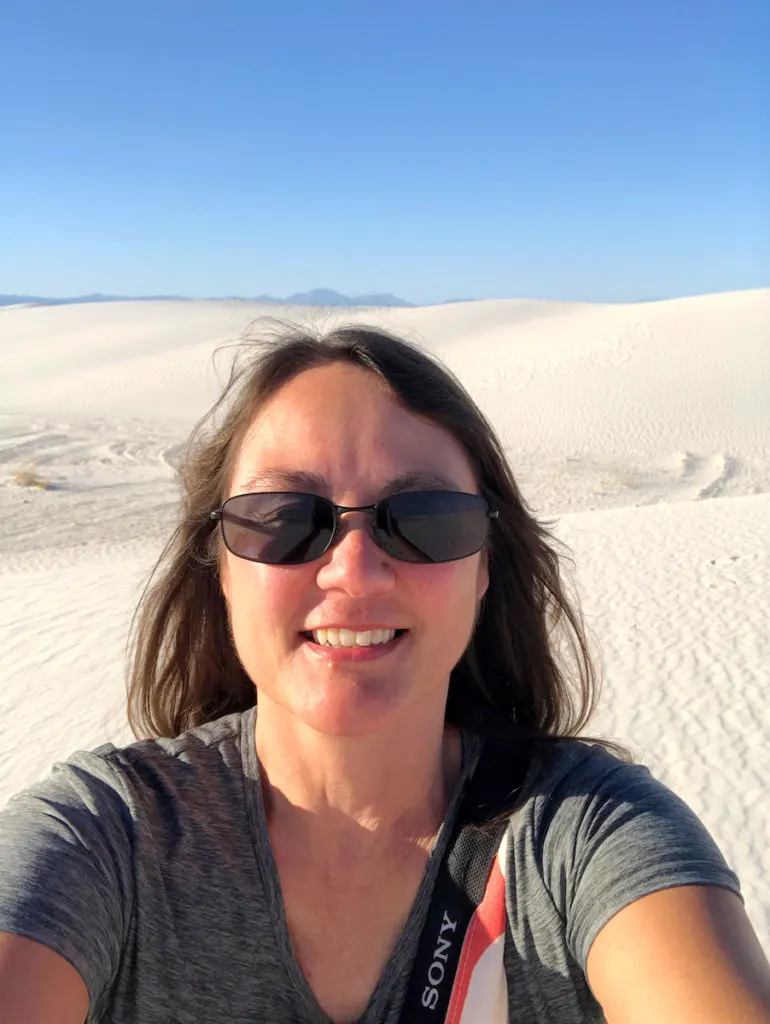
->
<box><xmin>506</xmin><ymin>736</ymin><xmax>737</xmax><ymax>880</ymax></box>
<box><xmin>513</xmin><ymin>737</ymin><xmax>693</xmax><ymax>834</ymax></box>
<box><xmin>101</xmin><ymin>706</ymin><xmax>252</xmax><ymax>777</ymax></box>
<box><xmin>0</xmin><ymin>708</ymin><xmax>256</xmax><ymax>989</ymax></box>
<box><xmin>105</xmin><ymin>706</ymin><xmax>251</xmax><ymax>766</ymax></box>
<box><xmin>498</xmin><ymin>738</ymin><xmax>741</xmax><ymax>968</ymax></box>
<box><xmin>2</xmin><ymin>707</ymin><xmax>253</xmax><ymax>831</ymax></box>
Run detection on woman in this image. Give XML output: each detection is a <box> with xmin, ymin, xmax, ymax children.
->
<box><xmin>0</xmin><ymin>324</ymin><xmax>768</xmax><ymax>1024</ymax></box>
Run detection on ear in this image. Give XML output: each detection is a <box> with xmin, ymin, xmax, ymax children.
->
<box><xmin>475</xmin><ymin>550</ymin><xmax>490</xmax><ymax>604</ymax></box>
<box><xmin>219</xmin><ymin>554</ymin><xmax>231</xmax><ymax>605</ymax></box>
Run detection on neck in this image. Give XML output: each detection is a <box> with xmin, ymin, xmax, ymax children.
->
<box><xmin>255</xmin><ymin>697</ymin><xmax>462</xmax><ymax>868</ymax></box>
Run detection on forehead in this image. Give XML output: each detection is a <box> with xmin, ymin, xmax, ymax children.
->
<box><xmin>232</xmin><ymin>362</ymin><xmax>478</xmax><ymax>496</ymax></box>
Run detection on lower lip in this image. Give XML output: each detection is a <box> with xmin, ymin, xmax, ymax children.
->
<box><xmin>301</xmin><ymin>632</ymin><xmax>407</xmax><ymax>662</ymax></box>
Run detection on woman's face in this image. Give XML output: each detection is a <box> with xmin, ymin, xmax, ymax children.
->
<box><xmin>220</xmin><ymin>362</ymin><xmax>489</xmax><ymax>737</ymax></box>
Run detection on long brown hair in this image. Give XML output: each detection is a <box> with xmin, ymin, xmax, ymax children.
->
<box><xmin>128</xmin><ymin>321</ymin><xmax>617</xmax><ymax>753</ymax></box>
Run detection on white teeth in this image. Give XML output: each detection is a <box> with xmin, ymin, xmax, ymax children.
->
<box><xmin>338</xmin><ymin>628</ymin><xmax>356</xmax><ymax>647</ymax></box>
<box><xmin>310</xmin><ymin>628</ymin><xmax>398</xmax><ymax>648</ymax></box>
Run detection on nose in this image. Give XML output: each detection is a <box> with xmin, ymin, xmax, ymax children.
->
<box><xmin>314</xmin><ymin>510</ymin><xmax>395</xmax><ymax>596</ymax></box>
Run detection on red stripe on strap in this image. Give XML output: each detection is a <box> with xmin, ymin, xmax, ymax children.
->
<box><xmin>444</xmin><ymin>850</ymin><xmax>507</xmax><ymax>1023</ymax></box>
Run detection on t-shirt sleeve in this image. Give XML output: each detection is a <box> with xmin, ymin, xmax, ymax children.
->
<box><xmin>538</xmin><ymin>747</ymin><xmax>742</xmax><ymax>970</ymax></box>
<box><xmin>0</xmin><ymin>750</ymin><xmax>135</xmax><ymax>1010</ymax></box>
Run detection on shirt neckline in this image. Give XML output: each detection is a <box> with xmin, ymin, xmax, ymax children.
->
<box><xmin>239</xmin><ymin>705</ymin><xmax>482</xmax><ymax>1023</ymax></box>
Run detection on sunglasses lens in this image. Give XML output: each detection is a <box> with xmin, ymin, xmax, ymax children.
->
<box><xmin>377</xmin><ymin>491</ymin><xmax>491</xmax><ymax>563</ymax></box>
<box><xmin>220</xmin><ymin>493</ymin><xmax>334</xmax><ymax>565</ymax></box>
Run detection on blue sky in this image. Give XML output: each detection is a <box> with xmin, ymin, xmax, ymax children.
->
<box><xmin>1</xmin><ymin>0</ymin><xmax>767</xmax><ymax>304</ymax></box>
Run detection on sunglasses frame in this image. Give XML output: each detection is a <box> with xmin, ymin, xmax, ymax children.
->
<box><xmin>209</xmin><ymin>490</ymin><xmax>499</xmax><ymax>565</ymax></box>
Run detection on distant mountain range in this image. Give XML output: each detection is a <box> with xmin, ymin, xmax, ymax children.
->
<box><xmin>0</xmin><ymin>293</ymin><xmax>186</xmax><ymax>307</ymax></box>
<box><xmin>251</xmin><ymin>288</ymin><xmax>413</xmax><ymax>307</ymax></box>
<box><xmin>0</xmin><ymin>288</ymin><xmax>414</xmax><ymax>308</ymax></box>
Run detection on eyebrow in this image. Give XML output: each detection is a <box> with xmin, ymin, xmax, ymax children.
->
<box><xmin>238</xmin><ymin>468</ymin><xmax>465</xmax><ymax>497</ymax></box>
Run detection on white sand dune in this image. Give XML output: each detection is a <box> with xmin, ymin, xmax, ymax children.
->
<box><xmin>0</xmin><ymin>289</ymin><xmax>768</xmax><ymax>950</ymax></box>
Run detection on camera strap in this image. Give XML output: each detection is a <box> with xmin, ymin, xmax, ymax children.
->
<box><xmin>398</xmin><ymin>733</ymin><xmax>530</xmax><ymax>1023</ymax></box>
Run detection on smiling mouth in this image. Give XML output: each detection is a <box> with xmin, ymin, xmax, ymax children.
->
<box><xmin>301</xmin><ymin>629</ymin><xmax>408</xmax><ymax>648</ymax></box>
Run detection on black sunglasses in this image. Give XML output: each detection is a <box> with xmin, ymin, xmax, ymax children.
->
<box><xmin>210</xmin><ymin>490</ymin><xmax>498</xmax><ymax>566</ymax></box>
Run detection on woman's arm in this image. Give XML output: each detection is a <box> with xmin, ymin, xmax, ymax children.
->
<box><xmin>0</xmin><ymin>753</ymin><xmax>135</xmax><ymax>1022</ymax></box>
<box><xmin>0</xmin><ymin>932</ymin><xmax>90</xmax><ymax>1023</ymax></box>
<box><xmin>586</xmin><ymin>886</ymin><xmax>770</xmax><ymax>1023</ymax></box>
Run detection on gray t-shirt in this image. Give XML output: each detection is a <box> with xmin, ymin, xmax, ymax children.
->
<box><xmin>0</xmin><ymin>707</ymin><xmax>740</xmax><ymax>1023</ymax></box>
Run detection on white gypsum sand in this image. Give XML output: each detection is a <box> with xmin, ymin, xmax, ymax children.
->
<box><xmin>0</xmin><ymin>290</ymin><xmax>768</xmax><ymax>951</ymax></box>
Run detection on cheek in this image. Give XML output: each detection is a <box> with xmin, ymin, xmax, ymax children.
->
<box><xmin>223</xmin><ymin>556</ymin><xmax>312</xmax><ymax>635</ymax></box>
<box><xmin>412</xmin><ymin>560</ymin><xmax>485</xmax><ymax>626</ymax></box>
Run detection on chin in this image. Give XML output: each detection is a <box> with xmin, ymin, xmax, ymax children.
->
<box><xmin>289</xmin><ymin>675</ymin><xmax>415</xmax><ymax>738</ymax></box>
